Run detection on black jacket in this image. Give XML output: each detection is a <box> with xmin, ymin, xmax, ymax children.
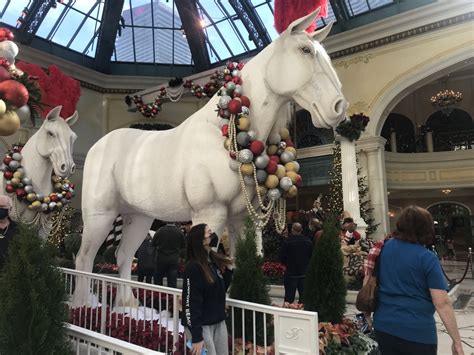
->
<box><xmin>152</xmin><ymin>224</ymin><xmax>185</xmax><ymax>265</ymax></box>
<box><xmin>135</xmin><ymin>238</ymin><xmax>155</xmax><ymax>271</ymax></box>
<box><xmin>181</xmin><ymin>258</ymin><xmax>233</xmax><ymax>342</ymax></box>
<box><xmin>280</xmin><ymin>234</ymin><xmax>313</xmax><ymax>277</ymax></box>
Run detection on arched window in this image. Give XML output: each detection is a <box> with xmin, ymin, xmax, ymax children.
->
<box><xmin>426</xmin><ymin>109</ymin><xmax>474</xmax><ymax>151</ymax></box>
<box><xmin>427</xmin><ymin>202</ymin><xmax>471</xmax><ymax>247</ymax></box>
<box><xmin>381</xmin><ymin>113</ymin><xmax>416</xmax><ymax>153</ymax></box>
<box><xmin>291</xmin><ymin>110</ymin><xmax>334</xmax><ymax>148</ymax></box>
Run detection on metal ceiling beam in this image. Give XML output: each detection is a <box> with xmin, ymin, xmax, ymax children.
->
<box><xmin>17</xmin><ymin>0</ymin><xmax>55</xmax><ymax>44</ymax></box>
<box><xmin>94</xmin><ymin>0</ymin><xmax>125</xmax><ymax>73</ymax></box>
<box><xmin>329</xmin><ymin>0</ymin><xmax>350</xmax><ymax>30</ymax></box>
<box><xmin>229</xmin><ymin>0</ymin><xmax>271</xmax><ymax>48</ymax></box>
<box><xmin>175</xmin><ymin>0</ymin><xmax>210</xmax><ymax>72</ymax></box>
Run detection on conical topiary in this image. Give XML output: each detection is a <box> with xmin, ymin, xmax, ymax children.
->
<box><xmin>0</xmin><ymin>224</ymin><xmax>70</xmax><ymax>354</ymax></box>
<box><xmin>303</xmin><ymin>218</ymin><xmax>346</xmax><ymax>323</ymax></box>
<box><xmin>229</xmin><ymin>217</ymin><xmax>271</xmax><ymax>344</ymax></box>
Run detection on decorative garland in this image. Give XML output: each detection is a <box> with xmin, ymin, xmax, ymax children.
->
<box><xmin>218</xmin><ymin>62</ymin><xmax>301</xmax><ymax>231</ymax></box>
<box><xmin>335</xmin><ymin>113</ymin><xmax>370</xmax><ymax>142</ymax></box>
<box><xmin>2</xmin><ymin>145</ymin><xmax>75</xmax><ymax>213</ymax></box>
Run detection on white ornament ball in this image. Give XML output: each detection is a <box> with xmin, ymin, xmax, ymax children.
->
<box><xmin>15</xmin><ymin>105</ymin><xmax>31</xmax><ymax>125</ymax></box>
<box><xmin>36</xmin><ymin>193</ymin><xmax>44</xmax><ymax>201</ymax></box>
<box><xmin>8</xmin><ymin>160</ymin><xmax>20</xmax><ymax>170</ymax></box>
<box><xmin>267</xmin><ymin>188</ymin><xmax>281</xmax><ymax>201</ymax></box>
<box><xmin>12</xmin><ymin>152</ymin><xmax>22</xmax><ymax>161</ymax></box>
<box><xmin>22</xmin><ymin>177</ymin><xmax>32</xmax><ymax>185</ymax></box>
<box><xmin>0</xmin><ymin>100</ymin><xmax>6</xmax><ymax>115</ymax></box>
<box><xmin>229</xmin><ymin>159</ymin><xmax>240</xmax><ymax>171</ymax></box>
<box><xmin>279</xmin><ymin>176</ymin><xmax>293</xmax><ymax>191</ymax></box>
<box><xmin>226</xmin><ymin>82</ymin><xmax>236</xmax><ymax>91</ymax></box>
<box><xmin>0</xmin><ymin>41</ymin><xmax>19</xmax><ymax>64</ymax></box>
<box><xmin>241</xmin><ymin>106</ymin><xmax>250</xmax><ymax>115</ymax></box>
<box><xmin>220</xmin><ymin>87</ymin><xmax>229</xmax><ymax>96</ymax></box>
<box><xmin>244</xmin><ymin>175</ymin><xmax>255</xmax><ymax>185</ymax></box>
<box><xmin>268</xmin><ymin>133</ymin><xmax>281</xmax><ymax>145</ymax></box>
<box><xmin>236</xmin><ymin>131</ymin><xmax>251</xmax><ymax>147</ymax></box>
<box><xmin>238</xmin><ymin>149</ymin><xmax>254</xmax><ymax>164</ymax></box>
<box><xmin>247</xmin><ymin>130</ymin><xmax>257</xmax><ymax>141</ymax></box>
<box><xmin>41</xmin><ymin>203</ymin><xmax>49</xmax><ymax>211</ymax></box>
<box><xmin>280</xmin><ymin>151</ymin><xmax>295</xmax><ymax>164</ymax></box>
<box><xmin>234</xmin><ymin>84</ymin><xmax>243</xmax><ymax>95</ymax></box>
<box><xmin>49</xmin><ymin>202</ymin><xmax>57</xmax><ymax>210</ymax></box>
<box><xmin>219</xmin><ymin>118</ymin><xmax>230</xmax><ymax>129</ymax></box>
<box><xmin>254</xmin><ymin>155</ymin><xmax>269</xmax><ymax>169</ymax></box>
<box><xmin>256</xmin><ymin>169</ymin><xmax>267</xmax><ymax>184</ymax></box>
<box><xmin>232</xmin><ymin>69</ymin><xmax>241</xmax><ymax>77</ymax></box>
<box><xmin>24</xmin><ymin>185</ymin><xmax>34</xmax><ymax>193</ymax></box>
<box><xmin>219</xmin><ymin>95</ymin><xmax>231</xmax><ymax>109</ymax></box>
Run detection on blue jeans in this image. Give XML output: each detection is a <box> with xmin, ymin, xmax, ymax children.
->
<box><xmin>154</xmin><ymin>263</ymin><xmax>178</xmax><ymax>288</ymax></box>
<box><xmin>284</xmin><ymin>275</ymin><xmax>305</xmax><ymax>303</ymax></box>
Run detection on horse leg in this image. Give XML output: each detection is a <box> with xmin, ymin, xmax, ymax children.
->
<box><xmin>115</xmin><ymin>213</ymin><xmax>153</xmax><ymax>308</ymax></box>
<box><xmin>73</xmin><ymin>212</ymin><xmax>117</xmax><ymax>307</ymax></box>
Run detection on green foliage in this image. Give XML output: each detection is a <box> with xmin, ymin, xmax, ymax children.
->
<box><xmin>0</xmin><ymin>224</ymin><xmax>70</xmax><ymax>354</ymax></box>
<box><xmin>63</xmin><ymin>232</ymin><xmax>82</xmax><ymax>260</ymax></box>
<box><xmin>358</xmin><ymin>173</ymin><xmax>380</xmax><ymax>238</ymax></box>
<box><xmin>328</xmin><ymin>143</ymin><xmax>343</xmax><ymax>216</ymax></box>
<box><xmin>304</xmin><ymin>218</ymin><xmax>346</xmax><ymax>323</ymax></box>
<box><xmin>326</xmin><ymin>333</ymin><xmax>370</xmax><ymax>355</ymax></box>
<box><xmin>229</xmin><ymin>217</ymin><xmax>271</xmax><ymax>344</ymax></box>
<box><xmin>262</xmin><ymin>218</ymin><xmax>283</xmax><ymax>262</ymax></box>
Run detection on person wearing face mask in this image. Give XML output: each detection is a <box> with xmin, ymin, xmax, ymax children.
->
<box><xmin>181</xmin><ymin>224</ymin><xmax>234</xmax><ymax>355</ymax></box>
<box><xmin>0</xmin><ymin>195</ymin><xmax>17</xmax><ymax>270</ymax></box>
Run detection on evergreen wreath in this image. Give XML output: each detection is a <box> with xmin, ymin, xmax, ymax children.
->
<box><xmin>2</xmin><ymin>144</ymin><xmax>75</xmax><ymax>213</ymax></box>
<box><xmin>335</xmin><ymin>113</ymin><xmax>370</xmax><ymax>142</ymax></box>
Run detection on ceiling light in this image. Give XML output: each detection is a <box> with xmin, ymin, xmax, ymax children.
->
<box><xmin>441</xmin><ymin>189</ymin><xmax>451</xmax><ymax>195</ymax></box>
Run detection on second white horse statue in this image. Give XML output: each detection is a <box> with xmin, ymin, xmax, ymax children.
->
<box><xmin>75</xmin><ymin>10</ymin><xmax>347</xmax><ymax>304</ymax></box>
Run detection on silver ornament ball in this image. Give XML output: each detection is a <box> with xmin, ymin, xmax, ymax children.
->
<box><xmin>24</xmin><ymin>185</ymin><xmax>34</xmax><ymax>193</ymax></box>
<box><xmin>41</xmin><ymin>203</ymin><xmax>49</xmax><ymax>211</ymax></box>
<box><xmin>238</xmin><ymin>149</ymin><xmax>254</xmax><ymax>164</ymax></box>
<box><xmin>279</xmin><ymin>141</ymin><xmax>287</xmax><ymax>149</ymax></box>
<box><xmin>243</xmin><ymin>175</ymin><xmax>255</xmax><ymax>185</ymax></box>
<box><xmin>236</xmin><ymin>131</ymin><xmax>251</xmax><ymax>147</ymax></box>
<box><xmin>241</xmin><ymin>106</ymin><xmax>250</xmax><ymax>115</ymax></box>
<box><xmin>22</xmin><ymin>177</ymin><xmax>32</xmax><ymax>185</ymax></box>
<box><xmin>221</xmin><ymin>109</ymin><xmax>230</xmax><ymax>119</ymax></box>
<box><xmin>8</xmin><ymin>160</ymin><xmax>20</xmax><ymax>170</ymax></box>
<box><xmin>279</xmin><ymin>176</ymin><xmax>293</xmax><ymax>191</ymax></box>
<box><xmin>226</xmin><ymin>82</ymin><xmax>236</xmax><ymax>92</ymax></box>
<box><xmin>36</xmin><ymin>193</ymin><xmax>44</xmax><ymax>201</ymax></box>
<box><xmin>234</xmin><ymin>84</ymin><xmax>243</xmax><ymax>95</ymax></box>
<box><xmin>219</xmin><ymin>95</ymin><xmax>231</xmax><ymax>109</ymax></box>
<box><xmin>254</xmin><ymin>155</ymin><xmax>269</xmax><ymax>169</ymax></box>
<box><xmin>256</xmin><ymin>169</ymin><xmax>267</xmax><ymax>184</ymax></box>
<box><xmin>280</xmin><ymin>151</ymin><xmax>295</xmax><ymax>164</ymax></box>
<box><xmin>231</xmin><ymin>69</ymin><xmax>241</xmax><ymax>77</ymax></box>
<box><xmin>12</xmin><ymin>152</ymin><xmax>22</xmax><ymax>161</ymax></box>
<box><xmin>267</xmin><ymin>188</ymin><xmax>281</xmax><ymax>201</ymax></box>
<box><xmin>268</xmin><ymin>133</ymin><xmax>281</xmax><ymax>145</ymax></box>
<box><xmin>49</xmin><ymin>202</ymin><xmax>57</xmax><ymax>210</ymax></box>
<box><xmin>247</xmin><ymin>130</ymin><xmax>257</xmax><ymax>141</ymax></box>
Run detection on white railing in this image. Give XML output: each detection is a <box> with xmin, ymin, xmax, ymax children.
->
<box><xmin>67</xmin><ymin>324</ymin><xmax>163</xmax><ymax>354</ymax></box>
<box><xmin>61</xmin><ymin>268</ymin><xmax>318</xmax><ymax>354</ymax></box>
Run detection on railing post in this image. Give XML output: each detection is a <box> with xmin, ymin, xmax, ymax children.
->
<box><xmin>173</xmin><ymin>294</ymin><xmax>179</xmax><ymax>353</ymax></box>
<box><xmin>426</xmin><ymin>131</ymin><xmax>434</xmax><ymax>152</ymax></box>
<box><xmin>100</xmin><ymin>279</ymin><xmax>107</xmax><ymax>334</ymax></box>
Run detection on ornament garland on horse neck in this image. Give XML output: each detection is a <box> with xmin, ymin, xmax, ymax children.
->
<box><xmin>218</xmin><ymin>62</ymin><xmax>302</xmax><ymax>231</ymax></box>
<box><xmin>2</xmin><ymin>145</ymin><xmax>75</xmax><ymax>213</ymax></box>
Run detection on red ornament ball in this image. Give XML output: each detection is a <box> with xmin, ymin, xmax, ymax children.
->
<box><xmin>221</xmin><ymin>124</ymin><xmax>229</xmax><ymax>137</ymax></box>
<box><xmin>240</xmin><ymin>95</ymin><xmax>250</xmax><ymax>108</ymax></box>
<box><xmin>270</xmin><ymin>155</ymin><xmax>280</xmax><ymax>164</ymax></box>
<box><xmin>237</xmin><ymin>63</ymin><xmax>244</xmax><ymax>70</ymax></box>
<box><xmin>232</xmin><ymin>91</ymin><xmax>241</xmax><ymax>98</ymax></box>
<box><xmin>266</xmin><ymin>160</ymin><xmax>278</xmax><ymax>174</ymax></box>
<box><xmin>50</xmin><ymin>194</ymin><xmax>59</xmax><ymax>202</ymax></box>
<box><xmin>227</xmin><ymin>99</ymin><xmax>242</xmax><ymax>114</ymax></box>
<box><xmin>3</xmin><ymin>156</ymin><xmax>12</xmax><ymax>165</ymax></box>
<box><xmin>229</xmin><ymin>151</ymin><xmax>237</xmax><ymax>160</ymax></box>
<box><xmin>16</xmin><ymin>188</ymin><xmax>26</xmax><ymax>197</ymax></box>
<box><xmin>285</xmin><ymin>139</ymin><xmax>295</xmax><ymax>148</ymax></box>
<box><xmin>5</xmin><ymin>185</ymin><xmax>14</xmax><ymax>193</ymax></box>
<box><xmin>232</xmin><ymin>77</ymin><xmax>241</xmax><ymax>85</ymax></box>
<box><xmin>0</xmin><ymin>28</ymin><xmax>14</xmax><ymax>41</ymax></box>
<box><xmin>295</xmin><ymin>174</ymin><xmax>302</xmax><ymax>187</ymax></box>
<box><xmin>0</xmin><ymin>80</ymin><xmax>29</xmax><ymax>107</ymax></box>
<box><xmin>227</xmin><ymin>62</ymin><xmax>235</xmax><ymax>70</ymax></box>
<box><xmin>249</xmin><ymin>140</ymin><xmax>265</xmax><ymax>156</ymax></box>
<box><xmin>0</xmin><ymin>67</ymin><xmax>10</xmax><ymax>82</ymax></box>
<box><xmin>224</xmin><ymin>75</ymin><xmax>232</xmax><ymax>82</ymax></box>
<box><xmin>65</xmin><ymin>192</ymin><xmax>73</xmax><ymax>200</ymax></box>
<box><xmin>3</xmin><ymin>171</ymin><xmax>13</xmax><ymax>180</ymax></box>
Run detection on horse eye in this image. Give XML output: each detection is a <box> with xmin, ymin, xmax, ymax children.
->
<box><xmin>47</xmin><ymin>131</ymin><xmax>54</xmax><ymax>137</ymax></box>
<box><xmin>301</xmin><ymin>46</ymin><xmax>312</xmax><ymax>55</ymax></box>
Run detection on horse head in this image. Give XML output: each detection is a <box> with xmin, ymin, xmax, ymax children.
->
<box><xmin>36</xmin><ymin>106</ymin><xmax>78</xmax><ymax>178</ymax></box>
<box><xmin>265</xmin><ymin>9</ymin><xmax>347</xmax><ymax>129</ymax></box>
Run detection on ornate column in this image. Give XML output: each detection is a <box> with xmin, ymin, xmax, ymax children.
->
<box><xmin>338</xmin><ymin>135</ymin><xmax>367</xmax><ymax>238</ymax></box>
<box><xmin>390</xmin><ymin>130</ymin><xmax>397</xmax><ymax>152</ymax></box>
<box><xmin>357</xmin><ymin>136</ymin><xmax>390</xmax><ymax>240</ymax></box>
<box><xmin>426</xmin><ymin>131</ymin><xmax>434</xmax><ymax>152</ymax></box>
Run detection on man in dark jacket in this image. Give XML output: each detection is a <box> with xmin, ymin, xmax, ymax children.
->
<box><xmin>153</xmin><ymin>222</ymin><xmax>186</xmax><ymax>288</ymax></box>
<box><xmin>135</xmin><ymin>233</ymin><xmax>155</xmax><ymax>283</ymax></box>
<box><xmin>280</xmin><ymin>222</ymin><xmax>313</xmax><ymax>304</ymax></box>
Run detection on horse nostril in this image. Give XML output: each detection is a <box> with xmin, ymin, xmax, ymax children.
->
<box><xmin>334</xmin><ymin>99</ymin><xmax>345</xmax><ymax>115</ymax></box>
<box><xmin>70</xmin><ymin>164</ymin><xmax>76</xmax><ymax>174</ymax></box>
<box><xmin>60</xmin><ymin>163</ymin><xmax>66</xmax><ymax>171</ymax></box>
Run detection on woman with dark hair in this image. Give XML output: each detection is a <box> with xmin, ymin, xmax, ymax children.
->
<box><xmin>373</xmin><ymin>205</ymin><xmax>464</xmax><ymax>355</ymax></box>
<box><xmin>181</xmin><ymin>223</ymin><xmax>233</xmax><ymax>355</ymax></box>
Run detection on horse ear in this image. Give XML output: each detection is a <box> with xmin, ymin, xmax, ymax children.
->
<box><xmin>46</xmin><ymin>106</ymin><xmax>62</xmax><ymax>121</ymax></box>
<box><xmin>310</xmin><ymin>21</ymin><xmax>334</xmax><ymax>43</ymax></box>
<box><xmin>66</xmin><ymin>111</ymin><xmax>79</xmax><ymax>127</ymax></box>
<box><xmin>284</xmin><ymin>7</ymin><xmax>321</xmax><ymax>35</ymax></box>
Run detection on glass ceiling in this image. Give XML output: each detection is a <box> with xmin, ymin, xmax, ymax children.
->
<box><xmin>0</xmin><ymin>0</ymin><xmax>411</xmax><ymax>75</ymax></box>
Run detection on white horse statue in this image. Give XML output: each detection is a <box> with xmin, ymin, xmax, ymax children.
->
<box><xmin>0</xmin><ymin>106</ymin><xmax>78</xmax><ymax>232</ymax></box>
<box><xmin>75</xmin><ymin>10</ymin><xmax>346</xmax><ymax>305</ymax></box>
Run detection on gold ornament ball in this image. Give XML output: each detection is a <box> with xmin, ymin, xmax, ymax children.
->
<box><xmin>13</xmin><ymin>171</ymin><xmax>24</xmax><ymax>179</ymax></box>
<box><xmin>56</xmin><ymin>202</ymin><xmax>63</xmax><ymax>209</ymax></box>
<box><xmin>223</xmin><ymin>138</ymin><xmax>232</xmax><ymax>150</ymax></box>
<box><xmin>286</xmin><ymin>171</ymin><xmax>298</xmax><ymax>184</ymax></box>
<box><xmin>54</xmin><ymin>182</ymin><xmax>62</xmax><ymax>190</ymax></box>
<box><xmin>265</xmin><ymin>174</ymin><xmax>279</xmax><ymax>189</ymax></box>
<box><xmin>11</xmin><ymin>177</ymin><xmax>20</xmax><ymax>186</ymax></box>
<box><xmin>43</xmin><ymin>197</ymin><xmax>50</xmax><ymax>204</ymax></box>
<box><xmin>267</xmin><ymin>144</ymin><xmax>278</xmax><ymax>155</ymax></box>
<box><xmin>26</xmin><ymin>192</ymin><xmax>37</xmax><ymax>202</ymax></box>
<box><xmin>52</xmin><ymin>175</ymin><xmax>61</xmax><ymax>183</ymax></box>
<box><xmin>285</xmin><ymin>147</ymin><xmax>297</xmax><ymax>157</ymax></box>
<box><xmin>240</xmin><ymin>163</ymin><xmax>254</xmax><ymax>176</ymax></box>
<box><xmin>276</xmin><ymin>165</ymin><xmax>286</xmax><ymax>179</ymax></box>
<box><xmin>286</xmin><ymin>185</ymin><xmax>298</xmax><ymax>198</ymax></box>
<box><xmin>0</xmin><ymin>111</ymin><xmax>20</xmax><ymax>136</ymax></box>
<box><xmin>285</xmin><ymin>162</ymin><xmax>297</xmax><ymax>172</ymax></box>
<box><xmin>31</xmin><ymin>200</ymin><xmax>41</xmax><ymax>209</ymax></box>
<box><xmin>257</xmin><ymin>184</ymin><xmax>268</xmax><ymax>196</ymax></box>
<box><xmin>279</xmin><ymin>128</ymin><xmax>290</xmax><ymax>140</ymax></box>
<box><xmin>237</xmin><ymin>116</ymin><xmax>251</xmax><ymax>131</ymax></box>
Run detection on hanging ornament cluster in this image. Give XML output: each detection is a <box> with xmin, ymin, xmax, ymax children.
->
<box><xmin>219</xmin><ymin>62</ymin><xmax>301</xmax><ymax>230</ymax></box>
<box><xmin>183</xmin><ymin>70</ymin><xmax>224</xmax><ymax>99</ymax></box>
<box><xmin>2</xmin><ymin>145</ymin><xmax>75</xmax><ymax>213</ymax></box>
<box><xmin>132</xmin><ymin>95</ymin><xmax>163</xmax><ymax>118</ymax></box>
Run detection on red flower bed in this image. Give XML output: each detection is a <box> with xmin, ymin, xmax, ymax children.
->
<box><xmin>262</xmin><ymin>261</ymin><xmax>286</xmax><ymax>278</ymax></box>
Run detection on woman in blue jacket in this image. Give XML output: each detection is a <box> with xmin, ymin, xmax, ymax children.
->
<box><xmin>181</xmin><ymin>224</ymin><xmax>233</xmax><ymax>355</ymax></box>
<box><xmin>374</xmin><ymin>205</ymin><xmax>463</xmax><ymax>355</ymax></box>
